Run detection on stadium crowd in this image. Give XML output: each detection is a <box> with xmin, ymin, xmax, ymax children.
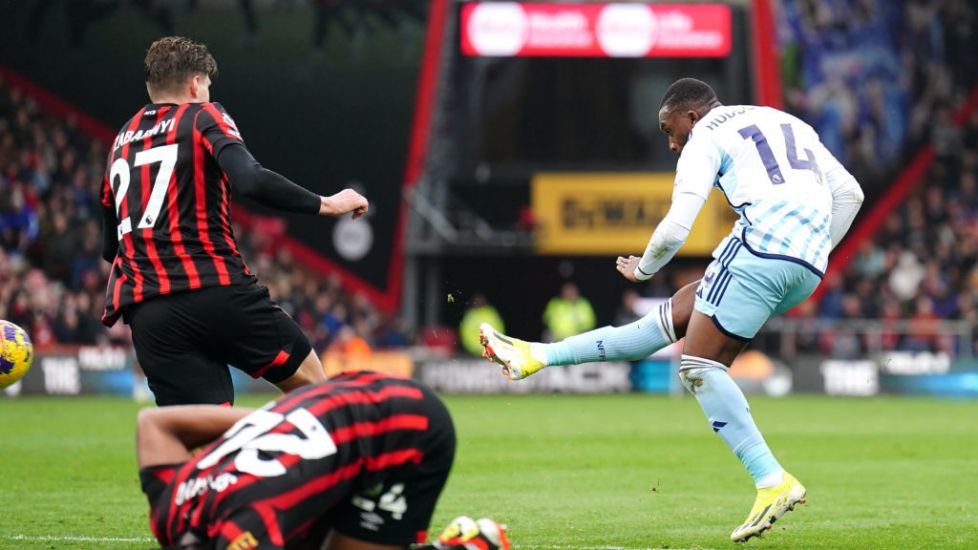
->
<box><xmin>0</xmin><ymin>78</ymin><xmax>406</xmax><ymax>352</ymax></box>
<box><xmin>801</xmin><ymin>109</ymin><xmax>978</xmax><ymax>357</ymax></box>
<box><xmin>779</xmin><ymin>0</ymin><xmax>978</xmax><ymax>186</ymax></box>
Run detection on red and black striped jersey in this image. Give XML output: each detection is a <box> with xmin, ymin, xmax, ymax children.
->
<box><xmin>139</xmin><ymin>372</ymin><xmax>455</xmax><ymax>549</ymax></box>
<box><xmin>101</xmin><ymin>102</ymin><xmax>253</xmax><ymax>326</ymax></box>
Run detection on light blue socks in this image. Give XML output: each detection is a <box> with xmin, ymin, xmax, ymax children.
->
<box><xmin>533</xmin><ymin>299</ymin><xmax>782</xmax><ymax>487</ymax></box>
<box><xmin>539</xmin><ymin>300</ymin><xmax>677</xmax><ymax>366</ymax></box>
<box><xmin>680</xmin><ymin>355</ymin><xmax>783</xmax><ymax>487</ymax></box>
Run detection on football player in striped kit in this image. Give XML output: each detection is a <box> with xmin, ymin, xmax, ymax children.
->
<box><xmin>102</xmin><ymin>36</ymin><xmax>368</xmax><ymax>406</ymax></box>
<box><xmin>137</xmin><ymin>371</ymin><xmax>509</xmax><ymax>550</ymax></box>
<box><xmin>481</xmin><ymin>78</ymin><xmax>864</xmax><ymax>542</ymax></box>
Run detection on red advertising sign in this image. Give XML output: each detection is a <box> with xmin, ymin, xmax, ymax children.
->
<box><xmin>461</xmin><ymin>2</ymin><xmax>731</xmax><ymax>58</ymax></box>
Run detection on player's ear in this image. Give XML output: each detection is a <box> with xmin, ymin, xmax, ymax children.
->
<box><xmin>687</xmin><ymin>109</ymin><xmax>700</xmax><ymax>125</ymax></box>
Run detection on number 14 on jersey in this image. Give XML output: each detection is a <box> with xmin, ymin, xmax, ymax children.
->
<box><xmin>738</xmin><ymin>124</ymin><xmax>817</xmax><ymax>185</ymax></box>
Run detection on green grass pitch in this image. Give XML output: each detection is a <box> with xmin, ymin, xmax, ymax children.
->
<box><xmin>1</xmin><ymin>393</ymin><xmax>976</xmax><ymax>549</ymax></box>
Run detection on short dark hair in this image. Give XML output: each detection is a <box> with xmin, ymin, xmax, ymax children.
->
<box><xmin>659</xmin><ymin>78</ymin><xmax>717</xmax><ymax>112</ymax></box>
<box><xmin>144</xmin><ymin>36</ymin><xmax>217</xmax><ymax>96</ymax></box>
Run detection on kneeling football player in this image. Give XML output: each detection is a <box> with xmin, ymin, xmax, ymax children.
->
<box><xmin>136</xmin><ymin>371</ymin><xmax>508</xmax><ymax>550</ymax></box>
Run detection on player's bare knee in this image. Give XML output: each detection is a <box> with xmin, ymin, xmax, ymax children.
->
<box><xmin>137</xmin><ymin>407</ymin><xmax>162</xmax><ymax>432</ymax></box>
<box><xmin>294</xmin><ymin>366</ymin><xmax>326</xmax><ymax>385</ymax></box>
<box><xmin>670</xmin><ymin>281</ymin><xmax>698</xmax><ymax>338</ymax></box>
<box><xmin>298</xmin><ymin>350</ymin><xmax>326</xmax><ymax>381</ymax></box>
<box><xmin>277</xmin><ymin>351</ymin><xmax>326</xmax><ymax>391</ymax></box>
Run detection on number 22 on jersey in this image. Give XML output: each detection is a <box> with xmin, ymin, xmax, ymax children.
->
<box><xmin>109</xmin><ymin>144</ymin><xmax>178</xmax><ymax>240</ymax></box>
<box><xmin>197</xmin><ymin>408</ymin><xmax>338</xmax><ymax>478</ymax></box>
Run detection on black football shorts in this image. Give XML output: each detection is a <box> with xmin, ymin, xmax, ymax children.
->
<box><xmin>326</xmin><ymin>387</ymin><xmax>457</xmax><ymax>546</ymax></box>
<box><xmin>125</xmin><ymin>280</ymin><xmax>312</xmax><ymax>406</ymax></box>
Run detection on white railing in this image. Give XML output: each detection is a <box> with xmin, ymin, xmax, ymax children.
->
<box><xmin>758</xmin><ymin>317</ymin><xmax>975</xmax><ymax>359</ymax></box>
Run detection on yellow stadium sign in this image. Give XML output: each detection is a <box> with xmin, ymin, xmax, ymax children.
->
<box><xmin>531</xmin><ymin>173</ymin><xmax>737</xmax><ymax>256</ymax></box>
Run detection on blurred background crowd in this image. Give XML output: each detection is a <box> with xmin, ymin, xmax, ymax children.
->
<box><xmin>779</xmin><ymin>0</ymin><xmax>977</xmax><ymax>186</ymax></box>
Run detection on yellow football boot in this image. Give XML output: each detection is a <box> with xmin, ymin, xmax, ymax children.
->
<box><xmin>478</xmin><ymin>323</ymin><xmax>545</xmax><ymax>380</ymax></box>
<box><xmin>730</xmin><ymin>471</ymin><xmax>807</xmax><ymax>542</ymax></box>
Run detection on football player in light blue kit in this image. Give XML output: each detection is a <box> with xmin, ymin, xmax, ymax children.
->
<box><xmin>480</xmin><ymin>78</ymin><xmax>864</xmax><ymax>542</ymax></box>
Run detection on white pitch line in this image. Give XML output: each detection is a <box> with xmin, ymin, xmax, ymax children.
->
<box><xmin>5</xmin><ymin>535</ymin><xmax>156</xmax><ymax>543</ymax></box>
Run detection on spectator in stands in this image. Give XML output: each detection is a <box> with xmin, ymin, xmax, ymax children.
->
<box><xmin>614</xmin><ymin>289</ymin><xmax>642</xmax><ymax>327</ymax></box>
<box><xmin>53</xmin><ymin>297</ymin><xmax>100</xmax><ymax>344</ymax></box>
<box><xmin>327</xmin><ymin>324</ymin><xmax>371</xmax><ymax>358</ymax></box>
<box><xmin>906</xmin><ymin>296</ymin><xmax>940</xmax><ymax>351</ymax></box>
<box><xmin>459</xmin><ymin>293</ymin><xmax>504</xmax><ymax>357</ymax></box>
<box><xmin>816</xmin><ymin>273</ymin><xmax>845</xmax><ymax>319</ymax></box>
<box><xmin>542</xmin><ymin>282</ymin><xmax>596</xmax><ymax>342</ymax></box>
<box><xmin>41</xmin><ymin>211</ymin><xmax>75</xmax><ymax>283</ymax></box>
<box><xmin>889</xmin><ymin>251</ymin><xmax>925</xmax><ymax>302</ymax></box>
<box><xmin>852</xmin><ymin>241</ymin><xmax>885</xmax><ymax>279</ymax></box>
<box><xmin>376</xmin><ymin>314</ymin><xmax>410</xmax><ymax>349</ymax></box>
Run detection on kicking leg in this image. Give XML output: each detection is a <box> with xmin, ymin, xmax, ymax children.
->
<box><xmin>480</xmin><ymin>281</ymin><xmax>698</xmax><ymax>380</ymax></box>
<box><xmin>542</xmin><ymin>279</ymin><xmax>698</xmax><ymax>364</ymax></box>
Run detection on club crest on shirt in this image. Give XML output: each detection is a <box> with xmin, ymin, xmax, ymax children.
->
<box><xmin>222</xmin><ymin>112</ymin><xmax>242</xmax><ymax>139</ymax></box>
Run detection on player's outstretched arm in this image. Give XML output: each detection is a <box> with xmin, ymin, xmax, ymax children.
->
<box><xmin>215</xmin><ymin>143</ymin><xmax>369</xmax><ymax>219</ymax></box>
<box><xmin>136</xmin><ymin>405</ymin><xmax>253</xmax><ymax>468</ymax></box>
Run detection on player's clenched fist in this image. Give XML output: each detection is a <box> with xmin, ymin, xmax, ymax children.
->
<box><xmin>320</xmin><ymin>188</ymin><xmax>369</xmax><ymax>218</ymax></box>
<box><xmin>616</xmin><ymin>255</ymin><xmax>644</xmax><ymax>283</ymax></box>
